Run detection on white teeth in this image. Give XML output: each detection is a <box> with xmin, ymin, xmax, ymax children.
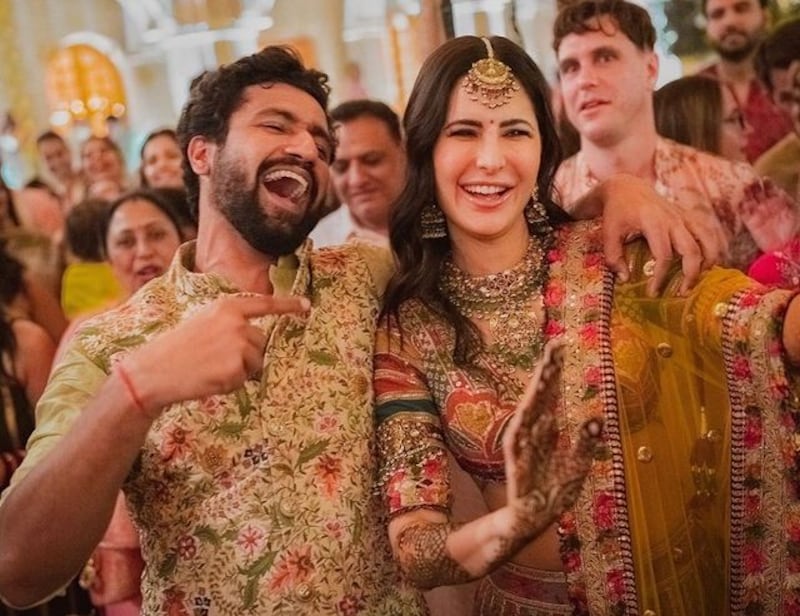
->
<box><xmin>263</xmin><ymin>169</ymin><xmax>309</xmax><ymax>198</ymax></box>
<box><xmin>465</xmin><ymin>184</ymin><xmax>506</xmax><ymax>195</ymax></box>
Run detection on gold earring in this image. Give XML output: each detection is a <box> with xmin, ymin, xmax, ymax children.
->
<box><xmin>421</xmin><ymin>202</ymin><xmax>447</xmax><ymax>239</ymax></box>
<box><xmin>525</xmin><ymin>186</ymin><xmax>551</xmax><ymax>235</ymax></box>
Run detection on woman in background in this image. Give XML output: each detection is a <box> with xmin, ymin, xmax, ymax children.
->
<box><xmin>138</xmin><ymin>129</ymin><xmax>183</xmax><ymax>190</ymax></box>
<box><xmin>0</xmin><ymin>244</ymin><xmax>92</xmax><ymax>615</ymax></box>
<box><xmin>81</xmin><ymin>136</ymin><xmax>128</xmax><ymax>201</ymax></box>
<box><xmin>654</xmin><ymin>74</ymin><xmax>749</xmax><ymax>162</ymax></box>
<box><xmin>375</xmin><ymin>34</ymin><xmax>800</xmax><ymax>614</ymax></box>
<box><xmin>65</xmin><ymin>189</ymin><xmax>183</xmax><ymax>615</ymax></box>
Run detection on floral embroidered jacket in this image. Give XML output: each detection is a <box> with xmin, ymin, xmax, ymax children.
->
<box><xmin>8</xmin><ymin>241</ymin><xmax>426</xmax><ymax>616</ymax></box>
<box><xmin>555</xmin><ymin>136</ymin><xmax>800</xmax><ymax>271</ymax></box>
<box><xmin>374</xmin><ymin>221</ymin><xmax>800</xmax><ymax>615</ymax></box>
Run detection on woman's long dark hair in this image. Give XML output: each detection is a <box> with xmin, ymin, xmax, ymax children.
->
<box><xmin>0</xmin><ymin>244</ymin><xmax>25</xmax><ymax>385</ymax></box>
<box><xmin>382</xmin><ymin>35</ymin><xmax>570</xmax><ymax>365</ymax></box>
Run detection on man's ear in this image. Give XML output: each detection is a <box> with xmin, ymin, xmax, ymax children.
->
<box><xmin>186</xmin><ymin>136</ymin><xmax>214</xmax><ymax>176</ymax></box>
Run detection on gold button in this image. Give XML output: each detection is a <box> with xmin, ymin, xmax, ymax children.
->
<box><xmin>643</xmin><ymin>259</ymin><xmax>656</xmax><ymax>277</ymax></box>
<box><xmin>296</xmin><ymin>583</ymin><xmax>313</xmax><ymax>601</ymax></box>
<box><xmin>713</xmin><ymin>302</ymin><xmax>727</xmax><ymax>318</ymax></box>
<box><xmin>707</xmin><ymin>429</ymin><xmax>722</xmax><ymax>442</ymax></box>
<box><xmin>637</xmin><ymin>446</ymin><xmax>653</xmax><ymax>463</ymax></box>
<box><xmin>644</xmin><ymin>611</ymin><xmax>656</xmax><ymax>616</ymax></box>
<box><xmin>673</xmin><ymin>547</ymin><xmax>685</xmax><ymax>562</ymax></box>
<box><xmin>279</xmin><ymin>501</ymin><xmax>295</xmax><ymax>517</ymax></box>
<box><xmin>656</xmin><ymin>342</ymin><xmax>673</xmax><ymax>358</ymax></box>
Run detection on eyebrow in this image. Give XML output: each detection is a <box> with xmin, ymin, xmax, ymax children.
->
<box><xmin>559</xmin><ymin>44</ymin><xmax>619</xmax><ymax>70</ymax></box>
<box><xmin>442</xmin><ymin>118</ymin><xmax>537</xmax><ymax>130</ymax></box>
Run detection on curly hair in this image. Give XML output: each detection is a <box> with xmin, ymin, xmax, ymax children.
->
<box><xmin>176</xmin><ymin>45</ymin><xmax>331</xmax><ymax>219</ymax></box>
<box><xmin>552</xmin><ymin>0</ymin><xmax>656</xmax><ymax>53</ymax></box>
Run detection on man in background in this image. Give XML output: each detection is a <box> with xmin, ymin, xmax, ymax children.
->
<box><xmin>311</xmin><ymin>99</ymin><xmax>405</xmax><ymax>247</ymax></box>
<box><xmin>697</xmin><ymin>0</ymin><xmax>792</xmax><ymax>161</ymax></box>
<box><xmin>754</xmin><ymin>18</ymin><xmax>800</xmax><ymax>197</ymax></box>
<box><xmin>553</xmin><ymin>0</ymin><xmax>800</xmax><ymax>272</ymax></box>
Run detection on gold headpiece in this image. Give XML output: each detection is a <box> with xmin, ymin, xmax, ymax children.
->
<box><xmin>463</xmin><ymin>37</ymin><xmax>519</xmax><ymax>109</ymax></box>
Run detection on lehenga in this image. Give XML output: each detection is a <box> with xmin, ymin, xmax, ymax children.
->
<box><xmin>374</xmin><ymin>220</ymin><xmax>800</xmax><ymax>615</ymax></box>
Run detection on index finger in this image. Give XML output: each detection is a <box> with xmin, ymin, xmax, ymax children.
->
<box><xmin>230</xmin><ymin>294</ymin><xmax>311</xmax><ymax>317</ymax></box>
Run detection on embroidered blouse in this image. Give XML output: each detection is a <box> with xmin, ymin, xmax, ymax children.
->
<box><xmin>374</xmin><ymin>220</ymin><xmax>800</xmax><ymax>615</ymax></box>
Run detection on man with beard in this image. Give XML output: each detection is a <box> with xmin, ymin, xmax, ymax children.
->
<box><xmin>0</xmin><ymin>43</ymin><xmax>731</xmax><ymax>616</ymax></box>
<box><xmin>698</xmin><ymin>0</ymin><xmax>792</xmax><ymax>161</ymax></box>
<box><xmin>0</xmin><ymin>46</ymin><xmax>427</xmax><ymax>616</ymax></box>
<box><xmin>553</xmin><ymin>0</ymin><xmax>800</xmax><ymax>271</ymax></box>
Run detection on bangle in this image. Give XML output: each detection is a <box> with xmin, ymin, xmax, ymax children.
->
<box><xmin>115</xmin><ymin>363</ymin><xmax>148</xmax><ymax>417</ymax></box>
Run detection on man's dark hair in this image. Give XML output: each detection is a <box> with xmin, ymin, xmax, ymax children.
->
<box><xmin>701</xmin><ymin>0</ymin><xmax>768</xmax><ymax>15</ymax></box>
<box><xmin>35</xmin><ymin>130</ymin><xmax>66</xmax><ymax>148</ymax></box>
<box><xmin>176</xmin><ymin>45</ymin><xmax>331</xmax><ymax>218</ymax></box>
<box><xmin>330</xmin><ymin>99</ymin><xmax>402</xmax><ymax>143</ymax></box>
<box><xmin>553</xmin><ymin>0</ymin><xmax>656</xmax><ymax>53</ymax></box>
<box><xmin>65</xmin><ymin>198</ymin><xmax>111</xmax><ymax>262</ymax></box>
<box><xmin>754</xmin><ymin>17</ymin><xmax>800</xmax><ymax>93</ymax></box>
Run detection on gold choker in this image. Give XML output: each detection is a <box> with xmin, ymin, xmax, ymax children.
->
<box><xmin>440</xmin><ymin>239</ymin><xmax>546</xmax><ymax>370</ymax></box>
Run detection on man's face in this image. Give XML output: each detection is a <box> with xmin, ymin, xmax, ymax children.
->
<box><xmin>37</xmin><ymin>137</ymin><xmax>72</xmax><ymax>182</ymax></box>
<box><xmin>330</xmin><ymin>116</ymin><xmax>406</xmax><ymax>232</ymax></box>
<box><xmin>207</xmin><ymin>83</ymin><xmax>334</xmax><ymax>256</ymax></box>
<box><xmin>704</xmin><ymin>0</ymin><xmax>768</xmax><ymax>63</ymax></box>
<box><xmin>556</xmin><ymin>15</ymin><xmax>659</xmax><ymax>148</ymax></box>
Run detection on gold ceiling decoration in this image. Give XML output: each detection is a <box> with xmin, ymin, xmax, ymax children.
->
<box><xmin>45</xmin><ymin>43</ymin><xmax>127</xmax><ymax>137</ymax></box>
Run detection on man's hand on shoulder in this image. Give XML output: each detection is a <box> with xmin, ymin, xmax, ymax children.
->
<box><xmin>575</xmin><ymin>173</ymin><xmax>728</xmax><ymax>296</ymax></box>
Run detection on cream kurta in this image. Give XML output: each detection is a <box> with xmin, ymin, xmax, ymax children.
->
<box><xmin>8</xmin><ymin>241</ymin><xmax>425</xmax><ymax>616</ymax></box>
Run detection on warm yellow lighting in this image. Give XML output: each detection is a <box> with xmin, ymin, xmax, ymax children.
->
<box><xmin>45</xmin><ymin>43</ymin><xmax>127</xmax><ymax>136</ymax></box>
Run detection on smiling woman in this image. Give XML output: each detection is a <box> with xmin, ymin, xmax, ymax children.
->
<box><xmin>374</xmin><ymin>32</ymin><xmax>800</xmax><ymax>616</ymax></box>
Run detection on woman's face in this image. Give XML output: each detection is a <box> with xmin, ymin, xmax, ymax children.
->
<box><xmin>82</xmin><ymin>138</ymin><xmax>124</xmax><ymax>185</ymax></box>
<box><xmin>433</xmin><ymin>78</ymin><xmax>541</xmax><ymax>246</ymax></box>
<box><xmin>105</xmin><ymin>198</ymin><xmax>181</xmax><ymax>295</ymax></box>
<box><xmin>141</xmin><ymin>134</ymin><xmax>184</xmax><ymax>189</ymax></box>
<box><xmin>720</xmin><ymin>85</ymin><xmax>749</xmax><ymax>162</ymax></box>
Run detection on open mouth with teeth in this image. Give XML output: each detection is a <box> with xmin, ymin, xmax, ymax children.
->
<box><xmin>263</xmin><ymin>169</ymin><xmax>310</xmax><ymax>202</ymax></box>
<box><xmin>462</xmin><ymin>183</ymin><xmax>511</xmax><ymax>205</ymax></box>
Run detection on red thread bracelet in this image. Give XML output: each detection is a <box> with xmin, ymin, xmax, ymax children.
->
<box><xmin>116</xmin><ymin>363</ymin><xmax>148</xmax><ymax>417</ymax></box>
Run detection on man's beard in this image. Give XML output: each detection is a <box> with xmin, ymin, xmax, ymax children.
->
<box><xmin>211</xmin><ymin>151</ymin><xmax>322</xmax><ymax>256</ymax></box>
<box><xmin>710</xmin><ymin>32</ymin><xmax>760</xmax><ymax>63</ymax></box>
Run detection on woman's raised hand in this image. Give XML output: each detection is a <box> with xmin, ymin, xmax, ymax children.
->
<box><xmin>502</xmin><ymin>341</ymin><xmax>602</xmax><ymax>542</ymax></box>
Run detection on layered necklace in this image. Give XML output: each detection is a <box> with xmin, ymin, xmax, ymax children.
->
<box><xmin>439</xmin><ymin>238</ymin><xmax>547</xmax><ymax>371</ymax></box>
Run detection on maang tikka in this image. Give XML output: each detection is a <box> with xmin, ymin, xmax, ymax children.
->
<box><xmin>463</xmin><ymin>37</ymin><xmax>520</xmax><ymax>109</ymax></box>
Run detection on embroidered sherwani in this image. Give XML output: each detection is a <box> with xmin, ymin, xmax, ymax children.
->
<box><xmin>8</xmin><ymin>241</ymin><xmax>426</xmax><ymax>616</ymax></box>
<box><xmin>555</xmin><ymin>136</ymin><xmax>800</xmax><ymax>271</ymax></box>
<box><xmin>375</xmin><ymin>221</ymin><xmax>800</xmax><ymax>615</ymax></box>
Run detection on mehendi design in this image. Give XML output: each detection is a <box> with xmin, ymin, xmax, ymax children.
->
<box><xmin>396</xmin><ymin>521</ymin><xmax>474</xmax><ymax>589</ymax></box>
<box><xmin>495</xmin><ymin>344</ymin><xmax>603</xmax><ymax>567</ymax></box>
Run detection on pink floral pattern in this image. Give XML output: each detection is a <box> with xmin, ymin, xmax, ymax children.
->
<box><xmin>556</xmin><ymin>136</ymin><xmax>800</xmax><ymax>270</ymax></box>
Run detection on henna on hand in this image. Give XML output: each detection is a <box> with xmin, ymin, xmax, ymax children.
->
<box><xmin>499</xmin><ymin>342</ymin><xmax>603</xmax><ymax>565</ymax></box>
<box><xmin>395</xmin><ymin>521</ymin><xmax>474</xmax><ymax>589</ymax></box>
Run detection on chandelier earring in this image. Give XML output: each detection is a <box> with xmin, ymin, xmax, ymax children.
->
<box><xmin>421</xmin><ymin>202</ymin><xmax>448</xmax><ymax>239</ymax></box>
<box><xmin>525</xmin><ymin>185</ymin><xmax>552</xmax><ymax>236</ymax></box>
